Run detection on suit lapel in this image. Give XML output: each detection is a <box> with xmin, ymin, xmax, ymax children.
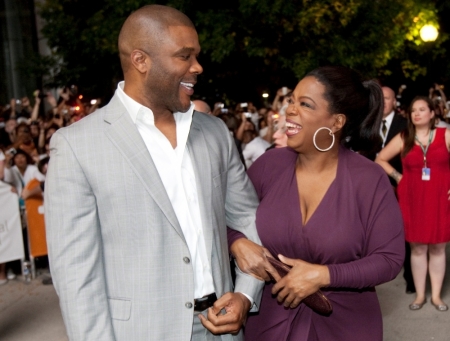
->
<box><xmin>103</xmin><ymin>95</ymin><xmax>184</xmax><ymax>239</ymax></box>
<box><xmin>188</xmin><ymin>112</ymin><xmax>214</xmax><ymax>257</ymax></box>
<box><xmin>386</xmin><ymin>114</ymin><xmax>401</xmax><ymax>144</ymax></box>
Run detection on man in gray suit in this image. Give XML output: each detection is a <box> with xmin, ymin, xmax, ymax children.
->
<box><xmin>45</xmin><ymin>5</ymin><xmax>267</xmax><ymax>340</ymax></box>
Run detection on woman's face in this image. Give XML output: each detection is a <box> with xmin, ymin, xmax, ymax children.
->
<box><xmin>17</xmin><ymin>126</ymin><xmax>32</xmax><ymax>142</ymax></box>
<box><xmin>30</xmin><ymin>125</ymin><xmax>39</xmax><ymax>137</ymax></box>
<box><xmin>411</xmin><ymin>100</ymin><xmax>434</xmax><ymax>127</ymax></box>
<box><xmin>13</xmin><ymin>154</ymin><xmax>27</xmax><ymax>169</ymax></box>
<box><xmin>285</xmin><ymin>76</ymin><xmax>336</xmax><ymax>152</ymax></box>
<box><xmin>244</xmin><ymin>120</ymin><xmax>254</xmax><ymax>131</ymax></box>
<box><xmin>272</xmin><ymin>115</ymin><xmax>288</xmax><ymax>148</ymax></box>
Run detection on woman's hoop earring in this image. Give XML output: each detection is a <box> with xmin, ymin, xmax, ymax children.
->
<box><xmin>313</xmin><ymin>127</ymin><xmax>335</xmax><ymax>152</ymax></box>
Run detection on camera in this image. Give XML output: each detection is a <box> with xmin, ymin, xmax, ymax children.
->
<box><xmin>221</xmin><ymin>108</ymin><xmax>229</xmax><ymax>113</ymax></box>
<box><xmin>15</xmin><ymin>99</ymin><xmax>22</xmax><ymax>105</ymax></box>
<box><xmin>281</xmin><ymin>87</ymin><xmax>288</xmax><ymax>96</ymax></box>
<box><xmin>240</xmin><ymin>102</ymin><xmax>248</xmax><ymax>108</ymax></box>
<box><xmin>244</xmin><ymin>112</ymin><xmax>252</xmax><ymax>118</ymax></box>
<box><xmin>6</xmin><ymin>147</ymin><xmax>17</xmax><ymax>155</ymax></box>
<box><xmin>216</xmin><ymin>102</ymin><xmax>224</xmax><ymax>108</ymax></box>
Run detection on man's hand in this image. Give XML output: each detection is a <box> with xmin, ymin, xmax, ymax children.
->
<box><xmin>198</xmin><ymin>292</ymin><xmax>250</xmax><ymax>335</ymax></box>
<box><xmin>230</xmin><ymin>238</ymin><xmax>279</xmax><ymax>282</ymax></box>
<box><xmin>272</xmin><ymin>255</ymin><xmax>330</xmax><ymax>309</ymax></box>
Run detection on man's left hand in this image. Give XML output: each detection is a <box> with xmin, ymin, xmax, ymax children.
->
<box><xmin>198</xmin><ymin>292</ymin><xmax>250</xmax><ymax>335</ymax></box>
<box><xmin>230</xmin><ymin>238</ymin><xmax>279</xmax><ymax>282</ymax></box>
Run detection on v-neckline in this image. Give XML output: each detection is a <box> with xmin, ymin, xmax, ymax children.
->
<box><xmin>293</xmin><ymin>149</ymin><xmax>341</xmax><ymax>228</ymax></box>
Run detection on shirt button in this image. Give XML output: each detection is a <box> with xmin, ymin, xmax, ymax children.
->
<box><xmin>183</xmin><ymin>257</ymin><xmax>190</xmax><ymax>264</ymax></box>
<box><xmin>185</xmin><ymin>302</ymin><xmax>193</xmax><ymax>309</ymax></box>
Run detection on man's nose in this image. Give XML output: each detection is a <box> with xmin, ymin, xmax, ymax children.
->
<box><xmin>191</xmin><ymin>57</ymin><xmax>203</xmax><ymax>75</ymax></box>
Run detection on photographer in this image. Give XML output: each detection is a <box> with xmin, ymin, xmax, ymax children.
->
<box><xmin>3</xmin><ymin>149</ymin><xmax>45</xmax><ymax>206</ymax></box>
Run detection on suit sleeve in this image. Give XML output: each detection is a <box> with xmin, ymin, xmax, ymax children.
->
<box><xmin>45</xmin><ymin>131</ymin><xmax>116</xmax><ymax>341</ymax></box>
<box><xmin>220</xmin><ymin>123</ymin><xmax>264</xmax><ymax>311</ymax></box>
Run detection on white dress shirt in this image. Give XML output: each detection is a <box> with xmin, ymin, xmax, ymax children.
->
<box><xmin>243</xmin><ymin>136</ymin><xmax>271</xmax><ymax>169</ymax></box>
<box><xmin>380</xmin><ymin>111</ymin><xmax>395</xmax><ymax>147</ymax></box>
<box><xmin>116</xmin><ymin>82</ymin><xmax>214</xmax><ymax>298</ymax></box>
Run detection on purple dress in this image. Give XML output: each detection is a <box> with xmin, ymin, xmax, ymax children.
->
<box><xmin>241</xmin><ymin>146</ymin><xmax>404</xmax><ymax>341</ymax></box>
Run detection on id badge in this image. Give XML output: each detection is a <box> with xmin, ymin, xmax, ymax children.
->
<box><xmin>422</xmin><ymin>167</ymin><xmax>430</xmax><ymax>181</ymax></box>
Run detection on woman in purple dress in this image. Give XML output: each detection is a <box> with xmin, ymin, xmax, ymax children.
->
<box><xmin>229</xmin><ymin>66</ymin><xmax>405</xmax><ymax>340</ymax></box>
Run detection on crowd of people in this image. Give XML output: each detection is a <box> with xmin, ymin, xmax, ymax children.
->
<box><xmin>1</xmin><ymin>4</ymin><xmax>450</xmax><ymax>340</ymax></box>
<box><xmin>0</xmin><ymin>86</ymin><xmax>100</xmax><ymax>284</ymax></box>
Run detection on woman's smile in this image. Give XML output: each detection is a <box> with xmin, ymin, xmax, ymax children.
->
<box><xmin>285</xmin><ymin>119</ymin><xmax>302</xmax><ymax>136</ymax></box>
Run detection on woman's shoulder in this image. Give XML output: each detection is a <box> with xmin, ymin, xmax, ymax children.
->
<box><xmin>251</xmin><ymin>147</ymin><xmax>297</xmax><ymax>170</ymax></box>
<box><xmin>341</xmin><ymin>147</ymin><xmax>386</xmax><ymax>180</ymax></box>
<box><xmin>247</xmin><ymin>147</ymin><xmax>297</xmax><ymax>185</ymax></box>
<box><xmin>435</xmin><ymin>126</ymin><xmax>448</xmax><ymax>136</ymax></box>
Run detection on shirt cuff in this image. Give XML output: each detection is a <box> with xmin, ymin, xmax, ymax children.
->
<box><xmin>238</xmin><ymin>292</ymin><xmax>254</xmax><ymax>309</ymax></box>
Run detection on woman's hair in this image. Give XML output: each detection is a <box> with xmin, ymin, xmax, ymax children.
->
<box><xmin>306</xmin><ymin>66</ymin><xmax>383</xmax><ymax>159</ymax></box>
<box><xmin>38</xmin><ymin>156</ymin><xmax>50</xmax><ymax>174</ymax></box>
<box><xmin>12</xmin><ymin>148</ymin><xmax>34</xmax><ymax>166</ymax></box>
<box><xmin>402</xmin><ymin>96</ymin><xmax>436</xmax><ymax>157</ymax></box>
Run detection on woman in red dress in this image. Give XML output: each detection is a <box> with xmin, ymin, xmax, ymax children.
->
<box><xmin>376</xmin><ymin>96</ymin><xmax>450</xmax><ymax>312</ymax></box>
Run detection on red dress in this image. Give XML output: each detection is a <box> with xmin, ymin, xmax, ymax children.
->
<box><xmin>397</xmin><ymin>127</ymin><xmax>450</xmax><ymax>243</ymax></box>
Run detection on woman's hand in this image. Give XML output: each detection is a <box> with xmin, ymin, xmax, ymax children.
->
<box><xmin>271</xmin><ymin>254</ymin><xmax>330</xmax><ymax>309</ymax></box>
<box><xmin>230</xmin><ymin>238</ymin><xmax>280</xmax><ymax>282</ymax></box>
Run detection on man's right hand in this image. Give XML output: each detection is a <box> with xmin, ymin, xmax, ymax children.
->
<box><xmin>230</xmin><ymin>238</ymin><xmax>280</xmax><ymax>282</ymax></box>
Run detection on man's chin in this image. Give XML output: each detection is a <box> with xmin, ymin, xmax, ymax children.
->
<box><xmin>175</xmin><ymin>100</ymin><xmax>192</xmax><ymax>113</ymax></box>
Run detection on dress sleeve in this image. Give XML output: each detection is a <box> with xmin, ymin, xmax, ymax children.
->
<box><xmin>327</xmin><ymin>171</ymin><xmax>405</xmax><ymax>288</ymax></box>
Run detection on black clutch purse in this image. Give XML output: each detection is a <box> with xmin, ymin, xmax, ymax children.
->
<box><xmin>267</xmin><ymin>257</ymin><xmax>333</xmax><ymax>315</ymax></box>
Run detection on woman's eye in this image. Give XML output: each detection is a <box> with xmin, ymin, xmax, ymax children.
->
<box><xmin>300</xmin><ymin>101</ymin><xmax>311</xmax><ymax>108</ymax></box>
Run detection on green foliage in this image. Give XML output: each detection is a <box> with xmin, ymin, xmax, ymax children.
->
<box><xmin>35</xmin><ymin>0</ymin><xmax>446</xmax><ymax>102</ymax></box>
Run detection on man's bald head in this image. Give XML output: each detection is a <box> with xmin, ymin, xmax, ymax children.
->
<box><xmin>118</xmin><ymin>5</ymin><xmax>195</xmax><ymax>73</ymax></box>
<box><xmin>193</xmin><ymin>100</ymin><xmax>211</xmax><ymax>114</ymax></box>
<box><xmin>381</xmin><ymin>86</ymin><xmax>396</xmax><ymax>117</ymax></box>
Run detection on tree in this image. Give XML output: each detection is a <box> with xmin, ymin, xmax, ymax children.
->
<box><xmin>35</xmin><ymin>0</ymin><xmax>446</xmax><ymax>106</ymax></box>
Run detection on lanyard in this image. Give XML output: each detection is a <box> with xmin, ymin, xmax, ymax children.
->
<box><xmin>415</xmin><ymin>130</ymin><xmax>433</xmax><ymax>168</ymax></box>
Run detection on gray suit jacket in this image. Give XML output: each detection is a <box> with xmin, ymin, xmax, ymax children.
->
<box><xmin>45</xmin><ymin>93</ymin><xmax>263</xmax><ymax>341</ymax></box>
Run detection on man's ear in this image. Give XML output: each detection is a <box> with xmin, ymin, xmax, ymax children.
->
<box><xmin>333</xmin><ymin>114</ymin><xmax>346</xmax><ymax>132</ymax></box>
<box><xmin>130</xmin><ymin>50</ymin><xmax>150</xmax><ymax>74</ymax></box>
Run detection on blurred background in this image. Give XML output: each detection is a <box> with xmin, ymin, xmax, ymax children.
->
<box><xmin>1</xmin><ymin>0</ymin><xmax>450</xmax><ymax>110</ymax></box>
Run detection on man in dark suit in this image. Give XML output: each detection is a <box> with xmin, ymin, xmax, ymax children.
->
<box><xmin>381</xmin><ymin>86</ymin><xmax>415</xmax><ymax>294</ymax></box>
